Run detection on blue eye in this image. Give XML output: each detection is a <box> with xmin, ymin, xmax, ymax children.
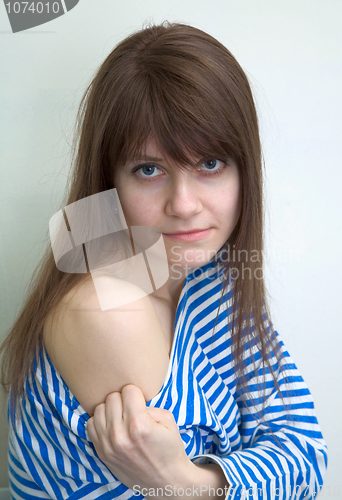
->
<box><xmin>138</xmin><ymin>164</ymin><xmax>162</xmax><ymax>178</ymax></box>
<box><xmin>202</xmin><ymin>159</ymin><xmax>223</xmax><ymax>171</ymax></box>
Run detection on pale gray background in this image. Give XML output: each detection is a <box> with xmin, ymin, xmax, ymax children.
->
<box><xmin>0</xmin><ymin>0</ymin><xmax>341</xmax><ymax>497</ymax></box>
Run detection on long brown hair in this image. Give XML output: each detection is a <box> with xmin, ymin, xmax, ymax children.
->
<box><xmin>0</xmin><ymin>22</ymin><xmax>285</xmax><ymax>421</ymax></box>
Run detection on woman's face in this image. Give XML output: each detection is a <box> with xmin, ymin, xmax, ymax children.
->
<box><xmin>113</xmin><ymin>139</ymin><xmax>241</xmax><ymax>274</ymax></box>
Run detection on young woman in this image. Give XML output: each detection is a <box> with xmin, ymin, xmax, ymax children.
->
<box><xmin>0</xmin><ymin>22</ymin><xmax>327</xmax><ymax>500</ymax></box>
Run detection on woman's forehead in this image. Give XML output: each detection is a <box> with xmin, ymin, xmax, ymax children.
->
<box><xmin>135</xmin><ymin>138</ymin><xmax>165</xmax><ymax>160</ymax></box>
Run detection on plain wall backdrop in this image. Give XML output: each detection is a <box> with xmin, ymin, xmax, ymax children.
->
<box><xmin>0</xmin><ymin>0</ymin><xmax>341</xmax><ymax>496</ymax></box>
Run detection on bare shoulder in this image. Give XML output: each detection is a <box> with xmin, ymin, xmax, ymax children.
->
<box><xmin>43</xmin><ymin>277</ymin><xmax>169</xmax><ymax>415</ymax></box>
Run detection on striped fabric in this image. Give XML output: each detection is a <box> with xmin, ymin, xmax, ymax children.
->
<box><xmin>8</xmin><ymin>255</ymin><xmax>327</xmax><ymax>499</ymax></box>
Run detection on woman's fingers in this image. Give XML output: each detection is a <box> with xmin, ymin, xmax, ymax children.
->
<box><xmin>86</xmin><ymin>416</ymin><xmax>98</xmax><ymax>442</ymax></box>
<box><xmin>121</xmin><ymin>384</ymin><xmax>148</xmax><ymax>420</ymax></box>
<box><xmin>88</xmin><ymin>392</ymin><xmax>122</xmax><ymax>445</ymax></box>
<box><xmin>87</xmin><ymin>403</ymin><xmax>106</xmax><ymax>443</ymax></box>
<box><xmin>88</xmin><ymin>387</ymin><xmax>175</xmax><ymax>447</ymax></box>
<box><xmin>105</xmin><ymin>391</ymin><xmax>123</xmax><ymax>428</ymax></box>
<box><xmin>146</xmin><ymin>406</ymin><xmax>176</xmax><ymax>428</ymax></box>
<box><xmin>120</xmin><ymin>385</ymin><xmax>154</xmax><ymax>442</ymax></box>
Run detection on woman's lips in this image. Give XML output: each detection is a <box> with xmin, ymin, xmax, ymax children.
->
<box><xmin>162</xmin><ymin>228</ymin><xmax>212</xmax><ymax>241</ymax></box>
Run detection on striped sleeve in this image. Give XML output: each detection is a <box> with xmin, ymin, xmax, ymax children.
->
<box><xmin>192</xmin><ymin>332</ymin><xmax>328</xmax><ymax>500</ymax></box>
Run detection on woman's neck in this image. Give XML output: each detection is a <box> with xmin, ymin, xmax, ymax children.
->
<box><xmin>149</xmin><ymin>265</ymin><xmax>189</xmax><ymax>306</ymax></box>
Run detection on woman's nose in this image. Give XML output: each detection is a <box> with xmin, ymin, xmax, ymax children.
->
<box><xmin>164</xmin><ymin>176</ymin><xmax>203</xmax><ymax>219</ymax></box>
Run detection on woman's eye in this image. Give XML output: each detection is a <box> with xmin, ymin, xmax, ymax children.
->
<box><xmin>203</xmin><ymin>159</ymin><xmax>223</xmax><ymax>170</ymax></box>
<box><xmin>201</xmin><ymin>159</ymin><xmax>224</xmax><ymax>171</ymax></box>
<box><xmin>136</xmin><ymin>164</ymin><xmax>163</xmax><ymax>179</ymax></box>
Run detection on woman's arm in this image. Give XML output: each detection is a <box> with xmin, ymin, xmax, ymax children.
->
<box><xmin>43</xmin><ymin>276</ymin><xmax>170</xmax><ymax>415</ymax></box>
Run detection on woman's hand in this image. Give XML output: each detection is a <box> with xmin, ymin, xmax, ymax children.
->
<box><xmin>87</xmin><ymin>384</ymin><xmax>197</xmax><ymax>493</ymax></box>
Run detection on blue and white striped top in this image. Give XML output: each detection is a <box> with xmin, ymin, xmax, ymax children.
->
<box><xmin>8</xmin><ymin>256</ymin><xmax>327</xmax><ymax>499</ymax></box>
